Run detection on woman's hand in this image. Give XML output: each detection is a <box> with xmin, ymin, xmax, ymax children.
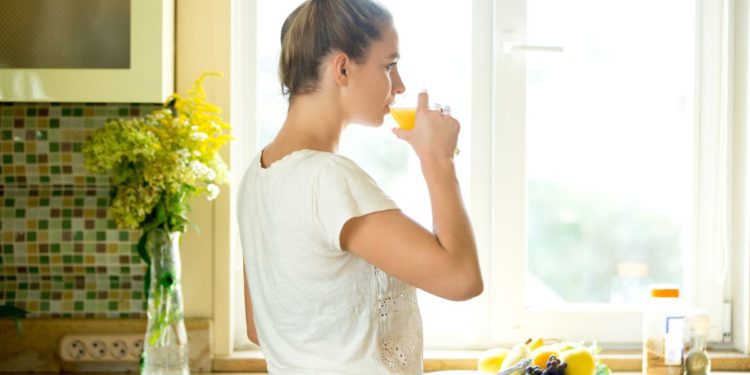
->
<box><xmin>392</xmin><ymin>91</ymin><xmax>460</xmax><ymax>164</ymax></box>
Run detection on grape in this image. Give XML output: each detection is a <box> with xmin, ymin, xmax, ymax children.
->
<box><xmin>546</xmin><ymin>355</ymin><xmax>563</xmax><ymax>369</ymax></box>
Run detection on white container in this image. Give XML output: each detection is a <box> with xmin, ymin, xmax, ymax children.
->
<box><xmin>643</xmin><ymin>285</ymin><xmax>684</xmax><ymax>375</ymax></box>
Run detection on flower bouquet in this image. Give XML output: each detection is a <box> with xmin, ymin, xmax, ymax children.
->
<box><xmin>83</xmin><ymin>72</ymin><xmax>231</xmax><ymax>373</ymax></box>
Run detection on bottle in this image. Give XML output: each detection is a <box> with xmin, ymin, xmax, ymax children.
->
<box><xmin>643</xmin><ymin>285</ymin><xmax>684</xmax><ymax>375</ymax></box>
<box><xmin>684</xmin><ymin>310</ymin><xmax>711</xmax><ymax>375</ymax></box>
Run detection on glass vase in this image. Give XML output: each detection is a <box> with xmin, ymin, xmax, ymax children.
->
<box><xmin>142</xmin><ymin>229</ymin><xmax>189</xmax><ymax>375</ymax></box>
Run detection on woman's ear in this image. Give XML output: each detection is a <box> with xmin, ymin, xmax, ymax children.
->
<box><xmin>332</xmin><ymin>53</ymin><xmax>349</xmax><ymax>86</ymax></box>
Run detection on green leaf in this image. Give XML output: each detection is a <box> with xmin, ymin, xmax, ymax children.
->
<box><xmin>595</xmin><ymin>363</ymin><xmax>611</xmax><ymax>375</ymax></box>
<box><xmin>142</xmin><ymin>199</ymin><xmax>167</xmax><ymax>232</ymax></box>
<box><xmin>155</xmin><ymin>201</ymin><xmax>167</xmax><ymax>225</ymax></box>
<box><xmin>165</xmin><ymin>98</ymin><xmax>177</xmax><ymax>114</ymax></box>
<box><xmin>0</xmin><ymin>304</ymin><xmax>29</xmax><ymax>319</ymax></box>
<box><xmin>136</xmin><ymin>232</ymin><xmax>151</xmax><ymax>300</ymax></box>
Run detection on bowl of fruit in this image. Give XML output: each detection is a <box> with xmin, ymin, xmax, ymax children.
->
<box><xmin>476</xmin><ymin>338</ymin><xmax>610</xmax><ymax>375</ymax></box>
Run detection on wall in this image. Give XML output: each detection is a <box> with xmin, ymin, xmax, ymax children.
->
<box><xmin>0</xmin><ymin>102</ymin><xmax>161</xmax><ymax>317</ymax></box>
<box><xmin>0</xmin><ymin>0</ymin><xmax>233</xmax><ymax>356</ymax></box>
<box><xmin>174</xmin><ymin>0</ymin><xmax>232</xmax><ymax>355</ymax></box>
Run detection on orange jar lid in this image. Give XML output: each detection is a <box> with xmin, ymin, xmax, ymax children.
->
<box><xmin>650</xmin><ymin>286</ymin><xmax>680</xmax><ymax>298</ymax></box>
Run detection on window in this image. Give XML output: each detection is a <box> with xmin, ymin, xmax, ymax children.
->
<box><xmin>490</xmin><ymin>0</ymin><xmax>734</xmax><ymax>344</ymax></box>
<box><xmin>231</xmin><ymin>0</ymin><xmax>743</xmax><ymax>351</ymax></box>
<box><xmin>523</xmin><ymin>0</ymin><xmax>692</xmax><ymax>306</ymax></box>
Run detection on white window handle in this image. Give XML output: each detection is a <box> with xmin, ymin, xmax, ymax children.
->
<box><xmin>503</xmin><ymin>42</ymin><xmax>564</xmax><ymax>54</ymax></box>
<box><xmin>501</xmin><ymin>32</ymin><xmax>563</xmax><ymax>55</ymax></box>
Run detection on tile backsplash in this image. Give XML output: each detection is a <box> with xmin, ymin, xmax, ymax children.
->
<box><xmin>1</xmin><ymin>102</ymin><xmax>161</xmax><ymax>317</ymax></box>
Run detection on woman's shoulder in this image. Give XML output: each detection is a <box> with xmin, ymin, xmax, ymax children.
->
<box><xmin>251</xmin><ymin>148</ymin><xmax>333</xmax><ymax>172</ymax></box>
<box><xmin>251</xmin><ymin>148</ymin><xmax>371</xmax><ymax>183</ymax></box>
<box><xmin>275</xmin><ymin>149</ymin><xmax>366</xmax><ymax>175</ymax></box>
<box><xmin>314</xmin><ymin>152</ymin><xmax>374</xmax><ymax>181</ymax></box>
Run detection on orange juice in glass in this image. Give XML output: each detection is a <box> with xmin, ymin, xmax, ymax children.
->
<box><xmin>390</xmin><ymin>104</ymin><xmax>461</xmax><ymax>155</ymax></box>
<box><xmin>389</xmin><ymin>107</ymin><xmax>416</xmax><ymax>130</ymax></box>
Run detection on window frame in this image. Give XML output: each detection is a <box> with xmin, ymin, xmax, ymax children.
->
<box><xmin>226</xmin><ymin>0</ymin><xmax>749</xmax><ymax>352</ymax></box>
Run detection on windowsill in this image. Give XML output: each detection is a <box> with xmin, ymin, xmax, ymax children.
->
<box><xmin>212</xmin><ymin>349</ymin><xmax>750</xmax><ymax>373</ymax></box>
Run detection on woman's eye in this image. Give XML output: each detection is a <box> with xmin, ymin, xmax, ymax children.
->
<box><xmin>386</xmin><ymin>63</ymin><xmax>397</xmax><ymax>71</ymax></box>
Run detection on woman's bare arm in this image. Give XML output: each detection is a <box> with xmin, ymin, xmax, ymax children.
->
<box><xmin>341</xmin><ymin>91</ymin><xmax>482</xmax><ymax>301</ymax></box>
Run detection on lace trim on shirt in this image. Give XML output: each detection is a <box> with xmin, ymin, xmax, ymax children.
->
<box><xmin>374</xmin><ymin>267</ymin><xmax>418</xmax><ymax>319</ymax></box>
<box><xmin>377</xmin><ymin>328</ymin><xmax>423</xmax><ymax>374</ymax></box>
<box><xmin>377</xmin><ymin>290</ymin><xmax>417</xmax><ymax>318</ymax></box>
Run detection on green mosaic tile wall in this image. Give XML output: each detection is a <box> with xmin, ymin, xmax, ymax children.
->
<box><xmin>0</xmin><ymin>102</ymin><xmax>162</xmax><ymax>318</ymax></box>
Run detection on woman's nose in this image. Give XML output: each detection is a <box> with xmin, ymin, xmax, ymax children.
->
<box><xmin>392</xmin><ymin>70</ymin><xmax>406</xmax><ymax>95</ymax></box>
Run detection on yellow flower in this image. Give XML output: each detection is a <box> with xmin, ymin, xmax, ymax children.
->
<box><xmin>83</xmin><ymin>72</ymin><xmax>232</xmax><ymax>232</ymax></box>
<box><xmin>109</xmin><ymin>180</ymin><xmax>161</xmax><ymax>229</ymax></box>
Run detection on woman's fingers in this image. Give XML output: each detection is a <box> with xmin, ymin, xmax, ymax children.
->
<box><xmin>391</xmin><ymin>90</ymin><xmax>459</xmax><ymax>159</ymax></box>
<box><xmin>417</xmin><ymin>90</ymin><xmax>429</xmax><ymax>111</ymax></box>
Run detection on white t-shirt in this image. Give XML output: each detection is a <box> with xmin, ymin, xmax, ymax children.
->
<box><xmin>237</xmin><ymin>149</ymin><xmax>424</xmax><ymax>374</ymax></box>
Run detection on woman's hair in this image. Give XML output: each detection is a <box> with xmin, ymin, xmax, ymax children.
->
<box><xmin>279</xmin><ymin>0</ymin><xmax>393</xmax><ymax>99</ymax></box>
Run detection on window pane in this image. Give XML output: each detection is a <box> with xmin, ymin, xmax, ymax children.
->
<box><xmin>255</xmin><ymin>0</ymin><xmax>476</xmax><ymax>348</ymax></box>
<box><xmin>525</xmin><ymin>0</ymin><xmax>694</xmax><ymax>305</ymax></box>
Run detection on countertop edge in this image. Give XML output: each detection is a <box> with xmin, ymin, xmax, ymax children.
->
<box><xmin>211</xmin><ymin>350</ymin><xmax>750</xmax><ymax>373</ymax></box>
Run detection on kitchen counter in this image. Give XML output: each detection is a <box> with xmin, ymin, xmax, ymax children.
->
<box><xmin>40</xmin><ymin>372</ymin><xmax>750</xmax><ymax>374</ymax></box>
<box><xmin>212</xmin><ymin>350</ymin><xmax>750</xmax><ymax>373</ymax></box>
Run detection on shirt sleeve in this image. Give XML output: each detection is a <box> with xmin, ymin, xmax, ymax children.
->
<box><xmin>313</xmin><ymin>155</ymin><xmax>399</xmax><ymax>252</ymax></box>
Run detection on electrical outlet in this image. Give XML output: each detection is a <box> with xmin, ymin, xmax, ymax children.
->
<box><xmin>60</xmin><ymin>334</ymin><xmax>144</xmax><ymax>363</ymax></box>
<box><xmin>89</xmin><ymin>339</ymin><xmax>107</xmax><ymax>359</ymax></box>
<box><xmin>130</xmin><ymin>338</ymin><xmax>144</xmax><ymax>360</ymax></box>
<box><xmin>65</xmin><ymin>339</ymin><xmax>87</xmax><ymax>360</ymax></box>
<box><xmin>110</xmin><ymin>340</ymin><xmax>127</xmax><ymax>359</ymax></box>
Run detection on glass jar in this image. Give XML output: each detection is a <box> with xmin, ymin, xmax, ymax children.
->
<box><xmin>684</xmin><ymin>310</ymin><xmax>711</xmax><ymax>375</ymax></box>
<box><xmin>643</xmin><ymin>285</ymin><xmax>684</xmax><ymax>375</ymax></box>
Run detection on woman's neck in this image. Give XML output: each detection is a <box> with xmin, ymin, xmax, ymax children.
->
<box><xmin>261</xmin><ymin>92</ymin><xmax>346</xmax><ymax>168</ymax></box>
<box><xmin>280</xmin><ymin>93</ymin><xmax>346</xmax><ymax>153</ymax></box>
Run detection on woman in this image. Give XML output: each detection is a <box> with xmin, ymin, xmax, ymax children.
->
<box><xmin>237</xmin><ymin>0</ymin><xmax>483</xmax><ymax>373</ymax></box>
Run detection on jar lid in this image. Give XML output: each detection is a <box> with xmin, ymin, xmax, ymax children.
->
<box><xmin>650</xmin><ymin>285</ymin><xmax>680</xmax><ymax>298</ymax></box>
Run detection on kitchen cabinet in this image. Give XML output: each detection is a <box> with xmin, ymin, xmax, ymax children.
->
<box><xmin>0</xmin><ymin>0</ymin><xmax>173</xmax><ymax>103</ymax></box>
